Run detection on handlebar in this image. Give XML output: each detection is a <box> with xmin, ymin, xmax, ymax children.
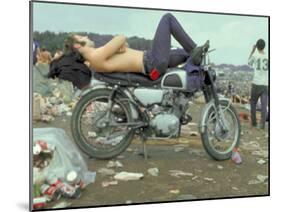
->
<box><xmin>190</xmin><ymin>40</ymin><xmax>210</xmax><ymax>66</ymax></box>
<box><xmin>202</xmin><ymin>40</ymin><xmax>210</xmax><ymax>53</ymax></box>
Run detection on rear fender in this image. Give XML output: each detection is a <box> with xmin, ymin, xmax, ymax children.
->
<box><xmin>78</xmin><ymin>81</ymin><xmax>140</xmax><ymax>120</ymax></box>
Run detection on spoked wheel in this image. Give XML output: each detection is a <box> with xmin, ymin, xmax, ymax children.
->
<box><xmin>71</xmin><ymin>89</ymin><xmax>135</xmax><ymax>159</ymax></box>
<box><xmin>201</xmin><ymin>100</ymin><xmax>241</xmax><ymax>160</ymax></box>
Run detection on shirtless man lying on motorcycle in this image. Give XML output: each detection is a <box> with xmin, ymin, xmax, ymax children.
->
<box><xmin>63</xmin><ymin>13</ymin><xmax>203</xmax><ymax>81</ymax></box>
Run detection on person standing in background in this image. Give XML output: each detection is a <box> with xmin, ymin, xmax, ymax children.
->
<box><xmin>37</xmin><ymin>47</ymin><xmax>52</xmax><ymax>64</ymax></box>
<box><xmin>33</xmin><ymin>40</ymin><xmax>40</xmax><ymax>65</ymax></box>
<box><xmin>248</xmin><ymin>39</ymin><xmax>268</xmax><ymax>129</ymax></box>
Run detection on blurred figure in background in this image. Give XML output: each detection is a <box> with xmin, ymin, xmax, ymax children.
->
<box><xmin>37</xmin><ymin>47</ymin><xmax>52</xmax><ymax>64</ymax></box>
<box><xmin>248</xmin><ymin>39</ymin><xmax>268</xmax><ymax>129</ymax></box>
<box><xmin>33</xmin><ymin>40</ymin><xmax>40</xmax><ymax>65</ymax></box>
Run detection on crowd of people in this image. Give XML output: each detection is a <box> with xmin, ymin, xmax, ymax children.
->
<box><xmin>33</xmin><ymin>41</ymin><xmax>63</xmax><ymax>65</ymax></box>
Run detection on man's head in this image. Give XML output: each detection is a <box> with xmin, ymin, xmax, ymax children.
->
<box><xmin>64</xmin><ymin>34</ymin><xmax>95</xmax><ymax>54</ymax></box>
<box><xmin>256</xmin><ymin>39</ymin><xmax>266</xmax><ymax>51</ymax></box>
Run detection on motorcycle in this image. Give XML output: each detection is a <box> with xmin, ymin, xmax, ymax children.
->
<box><xmin>71</xmin><ymin>41</ymin><xmax>241</xmax><ymax>160</ymax></box>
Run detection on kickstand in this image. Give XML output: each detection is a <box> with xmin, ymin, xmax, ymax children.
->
<box><xmin>139</xmin><ymin>135</ymin><xmax>148</xmax><ymax>160</ymax></box>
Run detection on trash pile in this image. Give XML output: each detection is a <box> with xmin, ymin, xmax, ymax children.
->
<box><xmin>33</xmin><ymin>128</ymin><xmax>96</xmax><ymax>210</ymax></box>
<box><xmin>33</xmin><ymin>89</ymin><xmax>78</xmax><ymax>123</ymax></box>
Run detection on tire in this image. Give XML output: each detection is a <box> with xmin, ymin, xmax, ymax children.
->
<box><xmin>71</xmin><ymin>88</ymin><xmax>135</xmax><ymax>159</ymax></box>
<box><xmin>200</xmin><ymin>99</ymin><xmax>241</xmax><ymax>160</ymax></box>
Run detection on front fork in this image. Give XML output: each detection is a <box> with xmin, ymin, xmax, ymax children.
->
<box><xmin>203</xmin><ymin>70</ymin><xmax>229</xmax><ymax>133</ymax></box>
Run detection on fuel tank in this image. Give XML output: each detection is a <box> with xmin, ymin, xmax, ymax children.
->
<box><xmin>161</xmin><ymin>69</ymin><xmax>188</xmax><ymax>90</ymax></box>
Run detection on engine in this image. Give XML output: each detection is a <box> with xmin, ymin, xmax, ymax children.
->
<box><xmin>150</xmin><ymin>113</ymin><xmax>180</xmax><ymax>137</ymax></box>
<box><xmin>133</xmin><ymin>87</ymin><xmax>190</xmax><ymax>137</ymax></box>
<box><xmin>149</xmin><ymin>92</ymin><xmax>189</xmax><ymax>137</ymax></box>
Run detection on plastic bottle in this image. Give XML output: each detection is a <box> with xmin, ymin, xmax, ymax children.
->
<box><xmin>231</xmin><ymin>147</ymin><xmax>242</xmax><ymax>164</ymax></box>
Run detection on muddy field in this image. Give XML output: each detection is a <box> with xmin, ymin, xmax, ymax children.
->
<box><xmin>33</xmin><ymin>102</ymin><xmax>269</xmax><ymax>209</ymax></box>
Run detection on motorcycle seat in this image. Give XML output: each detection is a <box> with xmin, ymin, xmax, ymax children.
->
<box><xmin>93</xmin><ymin>71</ymin><xmax>165</xmax><ymax>87</ymax></box>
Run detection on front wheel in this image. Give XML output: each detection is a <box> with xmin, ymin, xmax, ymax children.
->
<box><xmin>71</xmin><ymin>88</ymin><xmax>135</xmax><ymax>159</ymax></box>
<box><xmin>200</xmin><ymin>99</ymin><xmax>241</xmax><ymax>160</ymax></box>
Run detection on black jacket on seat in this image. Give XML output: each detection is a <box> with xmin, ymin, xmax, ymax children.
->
<box><xmin>48</xmin><ymin>52</ymin><xmax>92</xmax><ymax>89</ymax></box>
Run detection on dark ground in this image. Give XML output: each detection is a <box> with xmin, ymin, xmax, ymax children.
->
<box><xmin>33</xmin><ymin>102</ymin><xmax>269</xmax><ymax>209</ymax></box>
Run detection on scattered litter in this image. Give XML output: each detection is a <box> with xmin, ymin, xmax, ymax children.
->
<box><xmin>33</xmin><ymin>128</ymin><xmax>96</xmax><ymax>208</ymax></box>
<box><xmin>97</xmin><ymin>168</ymin><xmax>115</xmax><ymax>176</ymax></box>
<box><xmin>252</xmin><ymin>150</ymin><xmax>268</xmax><ymax>158</ymax></box>
<box><xmin>147</xmin><ymin>168</ymin><xmax>159</xmax><ymax>177</ymax></box>
<box><xmin>88</xmin><ymin>132</ymin><xmax>97</xmax><ymax>138</ymax></box>
<box><xmin>126</xmin><ymin>148</ymin><xmax>133</xmax><ymax>152</ymax></box>
<box><xmin>246</xmin><ymin>141</ymin><xmax>261</xmax><ymax>149</ymax></box>
<box><xmin>33</xmin><ymin>88</ymin><xmax>76</xmax><ymax>123</ymax></box>
<box><xmin>248</xmin><ymin>175</ymin><xmax>268</xmax><ymax>185</ymax></box>
<box><xmin>231</xmin><ymin>148</ymin><xmax>242</xmax><ymax>164</ymax></box>
<box><xmin>114</xmin><ymin>172</ymin><xmax>144</xmax><ymax>181</ymax></box>
<box><xmin>257</xmin><ymin>175</ymin><xmax>268</xmax><ymax>183</ymax></box>
<box><xmin>102</xmin><ymin>180</ymin><xmax>118</xmax><ymax>187</ymax></box>
<box><xmin>66</xmin><ymin>112</ymin><xmax>72</xmax><ymax>116</ymax></box>
<box><xmin>33</xmin><ymin>196</ymin><xmax>47</xmax><ymax>209</ymax></box>
<box><xmin>52</xmin><ymin>201</ymin><xmax>72</xmax><ymax>209</ymax></box>
<box><xmin>174</xmin><ymin>147</ymin><xmax>185</xmax><ymax>152</ymax></box>
<box><xmin>41</xmin><ymin>114</ymin><xmax>55</xmax><ymax>123</ymax></box>
<box><xmin>106</xmin><ymin>160</ymin><xmax>123</xmax><ymax>168</ymax></box>
<box><xmin>125</xmin><ymin>200</ymin><xmax>133</xmax><ymax>204</ymax></box>
<box><xmin>248</xmin><ymin>179</ymin><xmax>261</xmax><ymax>185</ymax></box>
<box><xmin>189</xmin><ymin>131</ymin><xmax>199</xmax><ymax>136</ymax></box>
<box><xmin>169</xmin><ymin>170</ymin><xmax>193</xmax><ymax>178</ymax></box>
<box><xmin>257</xmin><ymin>159</ymin><xmax>267</xmax><ymax>165</ymax></box>
<box><xmin>169</xmin><ymin>189</ymin><xmax>180</xmax><ymax>194</ymax></box>
<box><xmin>191</xmin><ymin>176</ymin><xmax>198</xmax><ymax>181</ymax></box>
<box><xmin>96</xmin><ymin>136</ymin><xmax>124</xmax><ymax>146</ymax></box>
<box><xmin>203</xmin><ymin>177</ymin><xmax>214</xmax><ymax>182</ymax></box>
<box><xmin>188</xmin><ymin>122</ymin><xmax>197</xmax><ymax>127</ymax></box>
<box><xmin>217</xmin><ymin>165</ymin><xmax>224</xmax><ymax>170</ymax></box>
<box><xmin>231</xmin><ymin>187</ymin><xmax>239</xmax><ymax>191</ymax></box>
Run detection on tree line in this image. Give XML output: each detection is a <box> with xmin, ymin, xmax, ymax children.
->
<box><xmin>33</xmin><ymin>31</ymin><xmax>153</xmax><ymax>55</ymax></box>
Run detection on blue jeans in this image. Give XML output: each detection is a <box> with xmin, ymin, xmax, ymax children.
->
<box><xmin>144</xmin><ymin>13</ymin><xmax>197</xmax><ymax>79</ymax></box>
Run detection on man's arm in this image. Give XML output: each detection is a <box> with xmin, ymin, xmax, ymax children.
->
<box><xmin>101</xmin><ymin>35</ymin><xmax>126</xmax><ymax>59</ymax></box>
<box><xmin>248</xmin><ymin>45</ymin><xmax>256</xmax><ymax>66</ymax></box>
<box><xmin>117</xmin><ymin>42</ymin><xmax>129</xmax><ymax>53</ymax></box>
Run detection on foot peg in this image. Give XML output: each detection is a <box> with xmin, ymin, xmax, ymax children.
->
<box><xmin>180</xmin><ymin>114</ymin><xmax>192</xmax><ymax>125</ymax></box>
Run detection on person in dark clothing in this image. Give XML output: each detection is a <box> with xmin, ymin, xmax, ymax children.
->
<box><xmin>33</xmin><ymin>40</ymin><xmax>40</xmax><ymax>65</ymax></box>
<box><xmin>248</xmin><ymin>39</ymin><xmax>268</xmax><ymax>129</ymax></box>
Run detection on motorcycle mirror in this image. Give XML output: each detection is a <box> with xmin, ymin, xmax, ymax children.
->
<box><xmin>208</xmin><ymin>48</ymin><xmax>216</xmax><ymax>53</ymax></box>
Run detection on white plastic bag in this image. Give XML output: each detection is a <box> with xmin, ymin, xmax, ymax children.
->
<box><xmin>33</xmin><ymin>128</ymin><xmax>96</xmax><ymax>186</ymax></box>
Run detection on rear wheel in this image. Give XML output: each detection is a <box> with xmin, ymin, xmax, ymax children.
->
<box><xmin>71</xmin><ymin>89</ymin><xmax>135</xmax><ymax>159</ymax></box>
